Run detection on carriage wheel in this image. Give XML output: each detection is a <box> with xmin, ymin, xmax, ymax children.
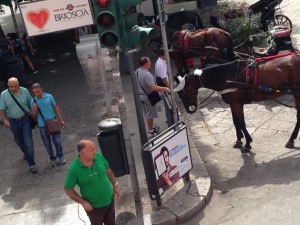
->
<box><xmin>266</xmin><ymin>15</ymin><xmax>293</xmax><ymax>31</ymax></box>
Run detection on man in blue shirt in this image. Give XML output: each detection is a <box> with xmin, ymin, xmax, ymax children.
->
<box><xmin>31</xmin><ymin>83</ymin><xmax>66</xmax><ymax>168</ymax></box>
<box><xmin>0</xmin><ymin>77</ymin><xmax>38</xmax><ymax>174</ymax></box>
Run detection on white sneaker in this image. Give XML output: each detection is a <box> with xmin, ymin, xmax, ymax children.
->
<box><xmin>50</xmin><ymin>160</ymin><xmax>57</xmax><ymax>168</ymax></box>
<box><xmin>59</xmin><ymin>157</ymin><xmax>66</xmax><ymax>165</ymax></box>
<box><xmin>148</xmin><ymin>129</ymin><xmax>159</xmax><ymax>137</ymax></box>
<box><xmin>154</xmin><ymin>125</ymin><xmax>160</xmax><ymax>132</ymax></box>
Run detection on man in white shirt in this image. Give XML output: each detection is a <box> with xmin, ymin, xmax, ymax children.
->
<box><xmin>155</xmin><ymin>50</ymin><xmax>169</xmax><ymax>88</ymax></box>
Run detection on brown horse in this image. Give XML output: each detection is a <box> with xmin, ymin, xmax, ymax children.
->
<box><xmin>174</xmin><ymin>53</ymin><xmax>300</xmax><ymax>152</ymax></box>
<box><xmin>152</xmin><ymin>25</ymin><xmax>235</xmax><ymax>75</ymax></box>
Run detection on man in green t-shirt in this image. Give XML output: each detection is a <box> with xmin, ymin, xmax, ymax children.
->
<box><xmin>64</xmin><ymin>140</ymin><xmax>120</xmax><ymax>225</ymax></box>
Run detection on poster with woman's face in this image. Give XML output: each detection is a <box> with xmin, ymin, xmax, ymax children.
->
<box><xmin>152</xmin><ymin>128</ymin><xmax>192</xmax><ymax>195</ymax></box>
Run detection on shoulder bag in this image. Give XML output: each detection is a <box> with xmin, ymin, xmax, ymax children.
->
<box><xmin>9</xmin><ymin>90</ymin><xmax>37</xmax><ymax>129</ymax></box>
<box><xmin>137</xmin><ymin>70</ymin><xmax>161</xmax><ymax>106</ymax></box>
<box><xmin>34</xmin><ymin>98</ymin><xmax>61</xmax><ymax>135</ymax></box>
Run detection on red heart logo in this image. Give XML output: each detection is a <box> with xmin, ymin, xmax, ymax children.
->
<box><xmin>26</xmin><ymin>9</ymin><xmax>50</xmax><ymax>30</ymax></box>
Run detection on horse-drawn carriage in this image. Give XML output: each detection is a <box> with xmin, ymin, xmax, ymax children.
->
<box><xmin>249</xmin><ymin>0</ymin><xmax>292</xmax><ymax>31</ymax></box>
<box><xmin>151</xmin><ymin>0</ymin><xmax>294</xmax><ymax>76</ymax></box>
<box><xmin>248</xmin><ymin>25</ymin><xmax>294</xmax><ymax>57</ymax></box>
<box><xmin>148</xmin><ymin>2</ymin><xmax>298</xmax><ymax>153</ymax></box>
<box><xmin>169</xmin><ymin>2</ymin><xmax>298</xmax><ymax>153</ymax></box>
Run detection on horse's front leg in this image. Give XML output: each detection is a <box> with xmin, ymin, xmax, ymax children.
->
<box><xmin>232</xmin><ymin>114</ymin><xmax>244</xmax><ymax>148</ymax></box>
<box><xmin>286</xmin><ymin>97</ymin><xmax>300</xmax><ymax>148</ymax></box>
<box><xmin>230</xmin><ymin>104</ymin><xmax>253</xmax><ymax>153</ymax></box>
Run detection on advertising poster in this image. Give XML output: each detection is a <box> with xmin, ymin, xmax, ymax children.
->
<box><xmin>19</xmin><ymin>0</ymin><xmax>94</xmax><ymax>36</ymax></box>
<box><xmin>152</xmin><ymin>128</ymin><xmax>192</xmax><ymax>195</ymax></box>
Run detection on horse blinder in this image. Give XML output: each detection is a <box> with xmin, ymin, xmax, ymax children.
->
<box><xmin>174</xmin><ymin>75</ymin><xmax>198</xmax><ymax>114</ymax></box>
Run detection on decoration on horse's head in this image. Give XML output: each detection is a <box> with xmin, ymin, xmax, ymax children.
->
<box><xmin>174</xmin><ymin>75</ymin><xmax>186</xmax><ymax>92</ymax></box>
<box><xmin>194</xmin><ymin>69</ymin><xmax>203</xmax><ymax>77</ymax></box>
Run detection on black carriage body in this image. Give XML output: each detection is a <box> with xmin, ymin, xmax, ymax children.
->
<box><xmin>249</xmin><ymin>0</ymin><xmax>282</xmax><ymax>14</ymax></box>
<box><xmin>249</xmin><ymin>0</ymin><xmax>283</xmax><ymax>29</ymax></box>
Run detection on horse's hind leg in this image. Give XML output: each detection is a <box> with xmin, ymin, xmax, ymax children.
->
<box><xmin>286</xmin><ymin>97</ymin><xmax>300</xmax><ymax>148</ymax></box>
<box><xmin>239</xmin><ymin>119</ymin><xmax>253</xmax><ymax>152</ymax></box>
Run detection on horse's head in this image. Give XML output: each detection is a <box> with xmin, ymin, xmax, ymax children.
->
<box><xmin>174</xmin><ymin>69</ymin><xmax>203</xmax><ymax>114</ymax></box>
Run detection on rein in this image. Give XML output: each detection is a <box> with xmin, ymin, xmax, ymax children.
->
<box><xmin>198</xmin><ymin>90</ymin><xmax>218</xmax><ymax>108</ymax></box>
<box><xmin>196</xmin><ymin>70</ymin><xmax>220</xmax><ymax>108</ymax></box>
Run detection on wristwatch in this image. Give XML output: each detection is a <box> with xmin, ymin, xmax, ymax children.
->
<box><xmin>113</xmin><ymin>182</ymin><xmax>118</xmax><ymax>187</ymax></box>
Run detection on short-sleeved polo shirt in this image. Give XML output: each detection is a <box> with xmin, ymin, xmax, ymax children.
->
<box><xmin>31</xmin><ymin>93</ymin><xmax>56</xmax><ymax>127</ymax></box>
<box><xmin>64</xmin><ymin>152</ymin><xmax>113</xmax><ymax>208</ymax></box>
<box><xmin>0</xmin><ymin>87</ymin><xmax>32</xmax><ymax>119</ymax></box>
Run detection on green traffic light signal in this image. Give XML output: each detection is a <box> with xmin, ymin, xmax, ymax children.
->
<box><xmin>115</xmin><ymin>0</ymin><xmax>159</xmax><ymax>51</ymax></box>
<box><xmin>132</xmin><ymin>26</ymin><xmax>160</xmax><ymax>43</ymax></box>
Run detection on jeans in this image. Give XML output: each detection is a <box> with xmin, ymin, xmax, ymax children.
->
<box><xmin>39</xmin><ymin>127</ymin><xmax>63</xmax><ymax>160</ymax></box>
<box><xmin>9</xmin><ymin>116</ymin><xmax>36</xmax><ymax>167</ymax></box>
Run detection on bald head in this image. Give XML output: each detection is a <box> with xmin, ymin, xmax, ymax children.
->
<box><xmin>77</xmin><ymin>140</ymin><xmax>96</xmax><ymax>162</ymax></box>
<box><xmin>77</xmin><ymin>139</ymin><xmax>94</xmax><ymax>152</ymax></box>
<box><xmin>7</xmin><ymin>77</ymin><xmax>19</xmax><ymax>86</ymax></box>
<box><xmin>7</xmin><ymin>77</ymin><xmax>20</xmax><ymax>94</ymax></box>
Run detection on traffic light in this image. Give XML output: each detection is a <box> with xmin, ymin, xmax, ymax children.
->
<box><xmin>93</xmin><ymin>0</ymin><xmax>119</xmax><ymax>48</ymax></box>
<box><xmin>115</xmin><ymin>0</ymin><xmax>159</xmax><ymax>51</ymax></box>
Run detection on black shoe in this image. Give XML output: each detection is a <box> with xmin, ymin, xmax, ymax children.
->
<box><xmin>29</xmin><ymin>166</ymin><xmax>38</xmax><ymax>174</ymax></box>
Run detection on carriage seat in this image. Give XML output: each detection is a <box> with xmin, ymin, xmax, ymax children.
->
<box><xmin>250</xmin><ymin>25</ymin><xmax>293</xmax><ymax>56</ymax></box>
<box><xmin>270</xmin><ymin>25</ymin><xmax>291</xmax><ymax>38</ymax></box>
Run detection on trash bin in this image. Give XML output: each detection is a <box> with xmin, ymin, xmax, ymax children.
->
<box><xmin>97</xmin><ymin>118</ymin><xmax>130</xmax><ymax>177</ymax></box>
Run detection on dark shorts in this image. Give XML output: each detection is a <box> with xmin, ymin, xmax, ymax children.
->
<box><xmin>86</xmin><ymin>199</ymin><xmax>115</xmax><ymax>225</ymax></box>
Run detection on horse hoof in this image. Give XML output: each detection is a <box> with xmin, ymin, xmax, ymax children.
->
<box><xmin>233</xmin><ymin>141</ymin><xmax>243</xmax><ymax>148</ymax></box>
<box><xmin>240</xmin><ymin>147</ymin><xmax>251</xmax><ymax>154</ymax></box>
<box><xmin>285</xmin><ymin>141</ymin><xmax>294</xmax><ymax>149</ymax></box>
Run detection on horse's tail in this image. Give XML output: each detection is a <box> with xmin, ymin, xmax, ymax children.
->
<box><xmin>226</xmin><ymin>33</ymin><xmax>234</xmax><ymax>61</ymax></box>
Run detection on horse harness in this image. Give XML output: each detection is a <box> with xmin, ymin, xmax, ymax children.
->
<box><xmin>242</xmin><ymin>52</ymin><xmax>297</xmax><ymax>102</ymax></box>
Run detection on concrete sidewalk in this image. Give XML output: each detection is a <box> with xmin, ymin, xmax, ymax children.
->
<box><xmin>0</xmin><ymin>31</ymin><xmax>211</xmax><ymax>225</ymax></box>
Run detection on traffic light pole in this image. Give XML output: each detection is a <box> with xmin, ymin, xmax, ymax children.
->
<box><xmin>156</xmin><ymin>0</ymin><xmax>178</xmax><ymax>125</ymax></box>
<box><xmin>156</xmin><ymin>0</ymin><xmax>190</xmax><ymax>182</ymax></box>
<box><xmin>110</xmin><ymin>50</ymin><xmax>144</xmax><ymax>218</ymax></box>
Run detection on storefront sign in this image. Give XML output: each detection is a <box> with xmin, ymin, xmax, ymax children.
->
<box><xmin>19</xmin><ymin>0</ymin><xmax>94</xmax><ymax>36</ymax></box>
